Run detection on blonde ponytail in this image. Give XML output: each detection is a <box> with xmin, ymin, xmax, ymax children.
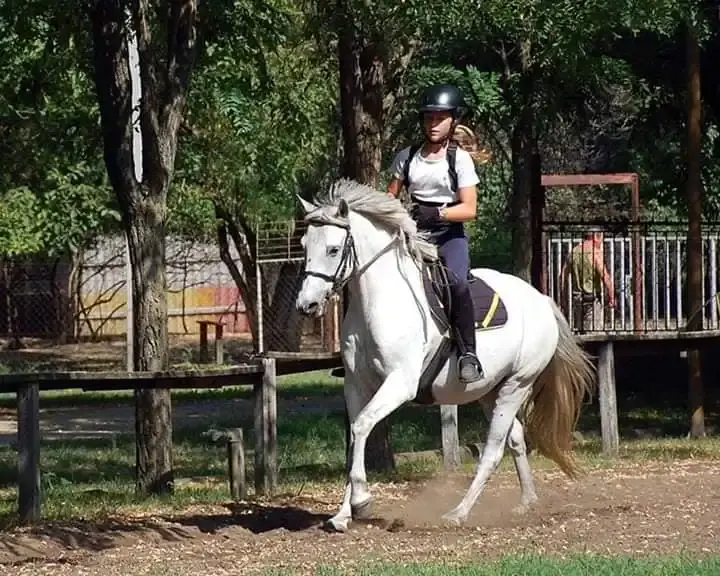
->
<box><xmin>452</xmin><ymin>124</ymin><xmax>492</xmax><ymax>165</ymax></box>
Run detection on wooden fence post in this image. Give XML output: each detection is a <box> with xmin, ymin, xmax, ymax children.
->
<box><xmin>17</xmin><ymin>382</ymin><xmax>41</xmax><ymax>523</ymax></box>
<box><xmin>198</xmin><ymin>321</ymin><xmax>209</xmax><ymax>363</ymax></box>
<box><xmin>440</xmin><ymin>405</ymin><xmax>460</xmax><ymax>470</ymax></box>
<box><xmin>215</xmin><ymin>322</ymin><xmax>224</xmax><ymax>365</ymax></box>
<box><xmin>227</xmin><ymin>428</ymin><xmax>246</xmax><ymax>500</ymax></box>
<box><xmin>255</xmin><ymin>358</ymin><xmax>278</xmax><ymax>495</ymax></box>
<box><xmin>598</xmin><ymin>341</ymin><xmax>619</xmax><ymax>455</ymax></box>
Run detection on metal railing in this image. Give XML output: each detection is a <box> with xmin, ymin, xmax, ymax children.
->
<box><xmin>543</xmin><ymin>221</ymin><xmax>720</xmax><ymax>334</ymax></box>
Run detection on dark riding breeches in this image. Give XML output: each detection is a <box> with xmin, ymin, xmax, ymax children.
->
<box><xmin>438</xmin><ymin>233</ymin><xmax>470</xmax><ymax>289</ymax></box>
<box><xmin>437</xmin><ymin>233</ymin><xmax>476</xmax><ymax>356</ymax></box>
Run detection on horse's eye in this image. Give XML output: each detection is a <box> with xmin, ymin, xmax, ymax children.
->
<box><xmin>327</xmin><ymin>246</ymin><xmax>340</xmax><ymax>257</ymax></box>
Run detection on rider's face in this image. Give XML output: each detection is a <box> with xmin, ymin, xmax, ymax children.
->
<box><xmin>423</xmin><ymin>111</ymin><xmax>454</xmax><ymax>143</ymax></box>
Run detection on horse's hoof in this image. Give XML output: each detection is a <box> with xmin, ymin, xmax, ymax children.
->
<box><xmin>512</xmin><ymin>499</ymin><xmax>536</xmax><ymax>515</ymax></box>
<box><xmin>441</xmin><ymin>509</ymin><xmax>466</xmax><ymax>526</ymax></box>
<box><xmin>512</xmin><ymin>504</ymin><xmax>530</xmax><ymax>515</ymax></box>
<box><xmin>351</xmin><ymin>498</ymin><xmax>373</xmax><ymax>520</ymax></box>
<box><xmin>323</xmin><ymin>517</ymin><xmax>349</xmax><ymax>533</ymax></box>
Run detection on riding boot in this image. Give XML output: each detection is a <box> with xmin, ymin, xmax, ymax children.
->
<box><xmin>450</xmin><ymin>283</ymin><xmax>484</xmax><ymax>384</ymax></box>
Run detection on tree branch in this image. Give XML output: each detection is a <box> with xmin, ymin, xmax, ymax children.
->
<box><xmin>382</xmin><ymin>39</ymin><xmax>420</xmax><ymax>129</ymax></box>
<box><xmin>214</xmin><ymin>203</ymin><xmax>256</xmax><ymax>279</ymax></box>
<box><xmin>131</xmin><ymin>0</ymin><xmax>163</xmax><ymax>189</ymax></box>
<box><xmin>161</xmin><ymin>0</ymin><xmax>198</xmax><ymax>168</ymax></box>
<box><xmin>88</xmin><ymin>0</ymin><xmax>136</xmax><ymax>211</ymax></box>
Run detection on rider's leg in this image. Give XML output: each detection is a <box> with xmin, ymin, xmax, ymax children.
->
<box><xmin>438</xmin><ymin>234</ymin><xmax>483</xmax><ymax>383</ymax></box>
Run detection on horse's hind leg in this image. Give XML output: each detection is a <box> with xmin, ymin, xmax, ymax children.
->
<box><xmin>478</xmin><ymin>399</ymin><xmax>538</xmax><ymax>514</ymax></box>
<box><xmin>506</xmin><ymin>417</ymin><xmax>538</xmax><ymax>513</ymax></box>
<box><xmin>442</xmin><ymin>380</ymin><xmax>531</xmax><ymax>525</ymax></box>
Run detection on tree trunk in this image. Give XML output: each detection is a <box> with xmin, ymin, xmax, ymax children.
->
<box><xmin>510</xmin><ymin>102</ymin><xmax>535</xmax><ymax>283</ymax></box>
<box><xmin>263</xmin><ymin>263</ymin><xmax>304</xmax><ymax>352</ymax></box>
<box><xmin>63</xmin><ymin>251</ymin><xmax>81</xmax><ymax>344</ymax></box>
<box><xmin>216</xmin><ymin>212</ymin><xmax>258</xmax><ymax>346</ymax></box>
<box><xmin>89</xmin><ymin>0</ymin><xmax>198</xmax><ymax>494</ymax></box>
<box><xmin>529</xmin><ymin>152</ymin><xmax>545</xmax><ymax>291</ymax></box>
<box><xmin>686</xmin><ymin>26</ymin><xmax>705</xmax><ymax>438</ymax></box>
<box><xmin>129</xmin><ymin>194</ymin><xmax>172</xmax><ymax>492</ymax></box>
<box><xmin>338</xmin><ymin>9</ymin><xmax>384</xmax><ymax>186</ymax></box>
<box><xmin>215</xmin><ymin>208</ymin><xmax>307</xmax><ymax>353</ymax></box>
<box><xmin>336</xmin><ymin>3</ymin><xmax>394</xmax><ymax>472</ymax></box>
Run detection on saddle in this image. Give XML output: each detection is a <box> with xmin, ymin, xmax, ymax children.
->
<box><xmin>421</xmin><ymin>259</ymin><xmax>507</xmax><ymax>334</ymax></box>
<box><xmin>413</xmin><ymin>258</ymin><xmax>508</xmax><ymax>405</ymax></box>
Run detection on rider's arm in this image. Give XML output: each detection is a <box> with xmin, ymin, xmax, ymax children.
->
<box><xmin>387</xmin><ymin>148</ymin><xmax>410</xmax><ymax>198</ymax></box>
<box><xmin>439</xmin><ymin>186</ymin><xmax>477</xmax><ymax>222</ymax></box>
<box><xmin>387</xmin><ymin>178</ymin><xmax>403</xmax><ymax>198</ymax></box>
<box><xmin>439</xmin><ymin>149</ymin><xmax>479</xmax><ymax>222</ymax></box>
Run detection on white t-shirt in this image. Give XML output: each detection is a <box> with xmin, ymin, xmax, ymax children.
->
<box><xmin>390</xmin><ymin>144</ymin><xmax>480</xmax><ymax>204</ymax></box>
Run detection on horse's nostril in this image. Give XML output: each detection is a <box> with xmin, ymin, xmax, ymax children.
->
<box><xmin>306</xmin><ymin>302</ymin><xmax>319</xmax><ymax>314</ymax></box>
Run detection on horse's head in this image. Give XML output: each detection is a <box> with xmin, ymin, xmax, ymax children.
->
<box><xmin>296</xmin><ymin>196</ymin><xmax>354</xmax><ymax>317</ymax></box>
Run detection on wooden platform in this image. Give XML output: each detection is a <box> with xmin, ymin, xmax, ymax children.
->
<box><xmin>578</xmin><ymin>329</ymin><xmax>720</xmax><ymax>356</ymax></box>
<box><xmin>580</xmin><ymin>330</ymin><xmax>720</xmax><ymax>458</ymax></box>
<box><xmin>578</xmin><ymin>329</ymin><xmax>720</xmax><ymax>342</ymax></box>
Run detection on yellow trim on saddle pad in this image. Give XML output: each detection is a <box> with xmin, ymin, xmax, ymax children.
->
<box><xmin>477</xmin><ymin>292</ymin><xmax>501</xmax><ymax>330</ymax></box>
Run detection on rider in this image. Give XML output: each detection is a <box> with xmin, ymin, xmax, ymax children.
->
<box><xmin>387</xmin><ymin>83</ymin><xmax>484</xmax><ymax>384</ymax></box>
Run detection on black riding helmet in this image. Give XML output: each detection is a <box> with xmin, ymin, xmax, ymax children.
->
<box><xmin>418</xmin><ymin>83</ymin><xmax>465</xmax><ymax>117</ymax></box>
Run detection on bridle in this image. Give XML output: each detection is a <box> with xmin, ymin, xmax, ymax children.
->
<box><xmin>302</xmin><ymin>217</ymin><xmax>401</xmax><ymax>295</ymax></box>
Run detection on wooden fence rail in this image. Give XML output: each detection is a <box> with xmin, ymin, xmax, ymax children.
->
<box><xmin>0</xmin><ymin>361</ymin><xmax>277</xmax><ymax>524</ymax></box>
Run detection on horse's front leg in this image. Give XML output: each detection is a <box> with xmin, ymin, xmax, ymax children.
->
<box><xmin>347</xmin><ymin>366</ymin><xmax>419</xmax><ymax>516</ymax></box>
<box><xmin>324</xmin><ymin>374</ymin><xmax>369</xmax><ymax>533</ymax></box>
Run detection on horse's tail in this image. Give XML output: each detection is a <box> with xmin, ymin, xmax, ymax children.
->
<box><xmin>525</xmin><ymin>297</ymin><xmax>596</xmax><ymax>479</ymax></box>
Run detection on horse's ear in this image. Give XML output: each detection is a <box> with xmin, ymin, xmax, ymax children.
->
<box><xmin>337</xmin><ymin>198</ymin><xmax>349</xmax><ymax>218</ymax></box>
<box><xmin>297</xmin><ymin>195</ymin><xmax>317</xmax><ymax>215</ymax></box>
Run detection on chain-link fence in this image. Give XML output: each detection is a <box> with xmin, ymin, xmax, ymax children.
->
<box><xmin>0</xmin><ymin>218</ymin><xmax>341</xmax><ymax>372</ymax></box>
<box><xmin>0</xmin><ymin>234</ymin><xmax>253</xmax><ymax>372</ymax></box>
<box><xmin>255</xmin><ymin>219</ymin><xmax>342</xmax><ymax>356</ymax></box>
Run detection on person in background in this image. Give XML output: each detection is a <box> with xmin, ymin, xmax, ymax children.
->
<box><xmin>561</xmin><ymin>229</ymin><xmax>616</xmax><ymax>332</ymax></box>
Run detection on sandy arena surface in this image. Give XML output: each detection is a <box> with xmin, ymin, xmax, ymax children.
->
<box><xmin>1</xmin><ymin>459</ymin><xmax>718</xmax><ymax>575</ymax></box>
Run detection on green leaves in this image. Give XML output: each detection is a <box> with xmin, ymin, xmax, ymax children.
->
<box><xmin>177</xmin><ymin>20</ymin><xmax>337</xmax><ymax>227</ymax></box>
<box><xmin>0</xmin><ymin>0</ymin><xmax>112</xmax><ymax>258</ymax></box>
<box><xmin>0</xmin><ymin>165</ymin><xmax>118</xmax><ymax>259</ymax></box>
<box><xmin>38</xmin><ymin>165</ymin><xmax>120</xmax><ymax>256</ymax></box>
<box><xmin>0</xmin><ymin>188</ymin><xmax>43</xmax><ymax>257</ymax></box>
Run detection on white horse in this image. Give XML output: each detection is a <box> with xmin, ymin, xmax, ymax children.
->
<box><xmin>295</xmin><ymin>179</ymin><xmax>595</xmax><ymax>532</ymax></box>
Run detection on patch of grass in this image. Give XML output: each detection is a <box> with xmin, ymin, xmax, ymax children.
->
<box><xmin>301</xmin><ymin>554</ymin><xmax>720</xmax><ymax>575</ymax></box>
<box><xmin>575</xmin><ymin>435</ymin><xmax>720</xmax><ymax>463</ymax></box>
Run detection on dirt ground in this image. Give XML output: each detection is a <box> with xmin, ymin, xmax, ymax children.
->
<box><xmin>1</xmin><ymin>340</ymin><xmax>719</xmax><ymax>573</ymax></box>
<box><xmin>1</xmin><ymin>458</ymin><xmax>718</xmax><ymax>575</ymax></box>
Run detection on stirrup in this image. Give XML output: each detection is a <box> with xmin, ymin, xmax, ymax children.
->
<box><xmin>458</xmin><ymin>353</ymin><xmax>483</xmax><ymax>383</ymax></box>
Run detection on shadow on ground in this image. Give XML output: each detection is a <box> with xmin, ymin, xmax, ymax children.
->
<box><xmin>0</xmin><ymin>500</ymin><xmax>330</xmax><ymax>566</ymax></box>
<box><xmin>169</xmin><ymin>502</ymin><xmax>331</xmax><ymax>534</ymax></box>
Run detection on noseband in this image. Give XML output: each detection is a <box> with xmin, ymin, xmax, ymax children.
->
<box><xmin>302</xmin><ymin>217</ymin><xmax>400</xmax><ymax>294</ymax></box>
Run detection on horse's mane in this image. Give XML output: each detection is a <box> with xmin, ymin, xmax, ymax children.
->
<box><xmin>306</xmin><ymin>178</ymin><xmax>438</xmax><ymax>262</ymax></box>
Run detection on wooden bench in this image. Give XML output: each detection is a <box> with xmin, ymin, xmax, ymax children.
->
<box><xmin>197</xmin><ymin>320</ymin><xmax>225</xmax><ymax>364</ymax></box>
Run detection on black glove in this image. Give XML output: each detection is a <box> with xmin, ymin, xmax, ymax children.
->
<box><xmin>411</xmin><ymin>204</ymin><xmax>441</xmax><ymax>228</ymax></box>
